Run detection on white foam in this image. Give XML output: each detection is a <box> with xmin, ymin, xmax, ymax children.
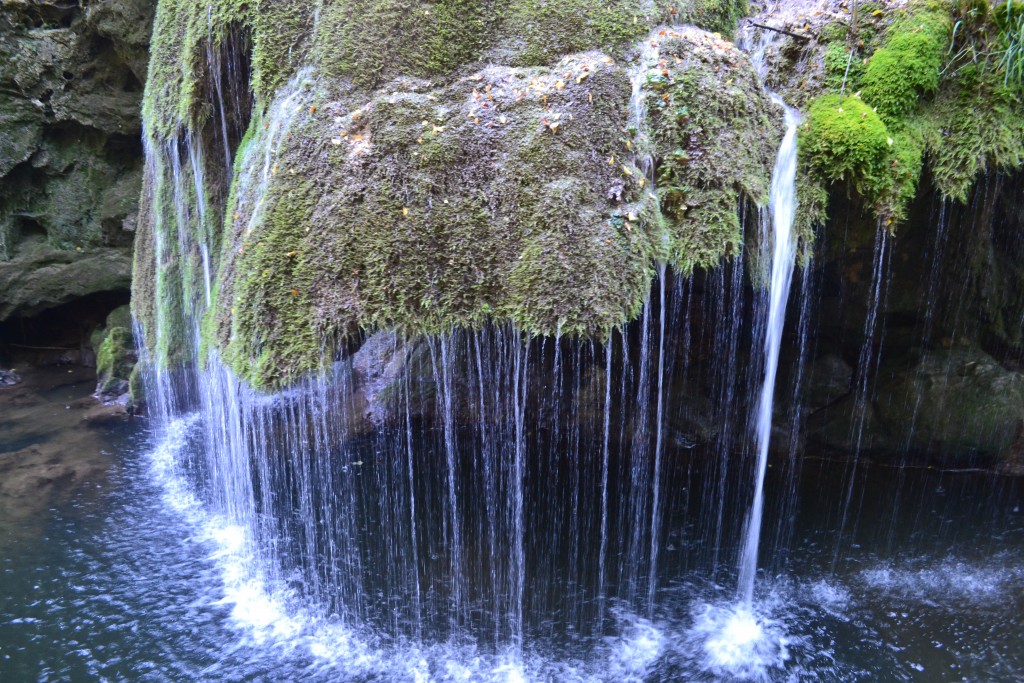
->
<box><xmin>806</xmin><ymin>579</ymin><xmax>852</xmax><ymax>619</ymax></box>
<box><xmin>860</xmin><ymin>558</ymin><xmax>1023</xmax><ymax>607</ymax></box>
<box><xmin>602</xmin><ymin>613</ymin><xmax>664</xmax><ymax>682</ymax></box>
<box><xmin>687</xmin><ymin>602</ymin><xmax>791</xmax><ymax>682</ymax></box>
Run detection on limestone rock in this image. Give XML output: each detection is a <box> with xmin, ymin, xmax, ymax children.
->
<box><xmin>0</xmin><ymin>246</ymin><xmax>132</xmax><ymax>320</ymax></box>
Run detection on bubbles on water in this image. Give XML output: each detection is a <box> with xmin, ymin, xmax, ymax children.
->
<box><xmin>686</xmin><ymin>601</ymin><xmax>792</xmax><ymax>682</ymax></box>
<box><xmin>602</xmin><ymin>611</ymin><xmax>664</xmax><ymax>682</ymax></box>
<box><xmin>806</xmin><ymin>579</ymin><xmax>852</xmax><ymax>620</ymax></box>
<box><xmin>860</xmin><ymin>557</ymin><xmax>1024</xmax><ymax>607</ymax></box>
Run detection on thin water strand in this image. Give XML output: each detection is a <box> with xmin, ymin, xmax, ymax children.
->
<box><xmin>738</xmin><ymin>99</ymin><xmax>801</xmax><ymax>605</ymax></box>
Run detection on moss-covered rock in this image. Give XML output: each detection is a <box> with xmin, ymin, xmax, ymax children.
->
<box><xmin>860</xmin><ymin>8</ymin><xmax>949</xmax><ymax>123</ymax></box>
<box><xmin>211</xmin><ymin>54</ymin><xmax>663</xmax><ymax>387</ymax></box>
<box><xmin>802</xmin><ymin>94</ymin><xmax>891</xmax><ymax>202</ymax></box>
<box><xmin>760</xmin><ymin>1</ymin><xmax>1022</xmax><ymax>231</ymax></box>
<box><xmin>0</xmin><ymin>0</ymin><xmax>151</xmax><ymax>324</ymax></box>
<box><xmin>645</xmin><ymin>27</ymin><xmax>778</xmax><ymax>270</ymax></box>
<box><xmin>132</xmin><ymin>0</ymin><xmax>808</xmax><ymax>390</ymax></box>
<box><xmin>95</xmin><ymin>324</ymin><xmax>138</xmax><ymax>403</ymax></box>
<box><xmin>873</xmin><ymin>348</ymin><xmax>1024</xmax><ymax>465</ymax></box>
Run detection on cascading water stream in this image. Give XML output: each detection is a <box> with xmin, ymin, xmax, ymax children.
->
<box><xmin>737</xmin><ymin>99</ymin><xmax>801</xmax><ymax>605</ymax></box>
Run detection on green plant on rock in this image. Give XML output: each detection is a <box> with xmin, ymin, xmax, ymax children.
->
<box><xmin>801</xmin><ymin>94</ymin><xmax>892</xmax><ymax>198</ymax></box>
<box><xmin>655</xmin><ymin>1</ymin><xmax>750</xmax><ymax>38</ymax></box>
<box><xmin>995</xmin><ymin>0</ymin><xmax>1024</xmax><ymax>86</ymax></box>
<box><xmin>505</xmin><ymin>0</ymin><xmax>648</xmax><ymax>66</ymax></box>
<box><xmin>861</xmin><ymin>7</ymin><xmax>949</xmax><ymax>122</ymax></box>
<box><xmin>645</xmin><ymin>31</ymin><xmax>777</xmax><ymax>272</ymax></box>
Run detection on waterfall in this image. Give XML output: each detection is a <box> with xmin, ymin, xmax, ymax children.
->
<box><xmin>737</xmin><ymin>99</ymin><xmax>801</xmax><ymax>604</ymax></box>
<box><xmin>133</xmin><ymin>17</ymin><xmax>815</xmax><ymax>681</ymax></box>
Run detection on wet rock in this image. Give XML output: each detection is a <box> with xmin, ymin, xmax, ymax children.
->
<box><xmin>83</xmin><ymin>401</ymin><xmax>130</xmax><ymax>424</ymax></box>
<box><xmin>351</xmin><ymin>331</ymin><xmax>415</xmax><ymax>425</ymax></box>
<box><xmin>0</xmin><ymin>246</ymin><xmax>132</xmax><ymax>320</ymax></box>
<box><xmin>803</xmin><ymin>354</ymin><xmax>853</xmax><ymax>412</ymax></box>
<box><xmin>808</xmin><ymin>348</ymin><xmax>1024</xmax><ymax>469</ymax></box>
<box><xmin>0</xmin><ymin>0</ymin><xmax>152</xmax><ymax>336</ymax></box>
<box><xmin>667</xmin><ymin>381</ymin><xmax>719</xmax><ymax>449</ymax></box>
<box><xmin>873</xmin><ymin>348</ymin><xmax>1024</xmax><ymax>466</ymax></box>
<box><xmin>92</xmin><ymin>305</ymin><xmax>138</xmax><ymax>406</ymax></box>
<box><xmin>0</xmin><ymin>369</ymin><xmax>22</xmax><ymax>386</ymax></box>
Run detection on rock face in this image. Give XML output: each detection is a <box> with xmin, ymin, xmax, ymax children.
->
<box><xmin>807</xmin><ymin>348</ymin><xmax>1024</xmax><ymax>467</ymax></box>
<box><xmin>0</xmin><ymin>0</ymin><xmax>154</xmax><ymax>321</ymax></box>
<box><xmin>874</xmin><ymin>349</ymin><xmax>1024</xmax><ymax>463</ymax></box>
<box><xmin>92</xmin><ymin>304</ymin><xmax>140</xmax><ymax>407</ymax></box>
<box><xmin>134</xmin><ymin>0</ymin><xmax>777</xmax><ymax>390</ymax></box>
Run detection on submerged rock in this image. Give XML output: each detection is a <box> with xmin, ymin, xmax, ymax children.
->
<box><xmin>0</xmin><ymin>366</ymin><xmax>124</xmax><ymax>523</ymax></box>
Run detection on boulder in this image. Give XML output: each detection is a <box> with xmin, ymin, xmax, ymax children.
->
<box><xmin>873</xmin><ymin>348</ymin><xmax>1024</xmax><ymax>465</ymax></box>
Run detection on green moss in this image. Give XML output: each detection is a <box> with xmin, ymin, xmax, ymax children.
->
<box><xmin>656</xmin><ymin>0</ymin><xmax>750</xmax><ymax>38</ymax></box>
<box><xmin>920</xmin><ymin>66</ymin><xmax>1024</xmax><ymax>202</ymax></box>
<box><xmin>823</xmin><ymin>42</ymin><xmax>863</xmax><ymax>92</ymax></box>
<box><xmin>205</xmin><ymin>54</ymin><xmax>675</xmax><ymax>389</ymax></box>
<box><xmin>96</xmin><ymin>326</ymin><xmax>134</xmax><ymax>393</ymax></box>
<box><xmin>802</xmin><ymin>94</ymin><xmax>892</xmax><ymax>197</ymax></box>
<box><xmin>428</xmin><ymin>0</ymin><xmax>488</xmax><ymax>73</ymax></box>
<box><xmin>798</xmin><ymin>2</ymin><xmax>1020</xmax><ymax>225</ymax></box>
<box><xmin>251</xmin><ymin>0</ymin><xmax>315</xmax><ymax>102</ymax></box>
<box><xmin>860</xmin><ymin>7</ymin><xmax>949</xmax><ymax>123</ymax></box>
<box><xmin>311</xmin><ymin>0</ymin><xmax>433</xmax><ymax>88</ymax></box>
<box><xmin>646</xmin><ymin>30</ymin><xmax>777</xmax><ymax>272</ymax></box>
<box><xmin>142</xmin><ymin>0</ymin><xmax>250</xmax><ymax>139</ymax></box>
<box><xmin>128</xmin><ymin>363</ymin><xmax>145</xmax><ymax>408</ymax></box>
<box><xmin>506</xmin><ymin>0</ymin><xmax>648</xmax><ymax>66</ymax></box>
<box><xmin>794</xmin><ymin>162</ymin><xmax>829</xmax><ymax>264</ymax></box>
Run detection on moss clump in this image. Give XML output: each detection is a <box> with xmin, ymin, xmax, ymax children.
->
<box><xmin>310</xmin><ymin>0</ymin><xmax>436</xmax><ymax>88</ymax></box>
<box><xmin>673</xmin><ymin>0</ymin><xmax>750</xmax><ymax>38</ymax></box>
<box><xmin>505</xmin><ymin>0</ymin><xmax>649</xmax><ymax>66</ymax></box>
<box><xmin>794</xmin><ymin>2</ymin><xmax>1022</xmax><ymax>227</ymax></box>
<box><xmin>860</xmin><ymin>8</ymin><xmax>949</xmax><ymax>123</ymax></box>
<box><xmin>802</xmin><ymin>95</ymin><xmax>891</xmax><ymax>200</ymax></box>
<box><xmin>96</xmin><ymin>326</ymin><xmax>135</xmax><ymax>395</ymax></box>
<box><xmin>142</xmin><ymin>0</ymin><xmax>250</xmax><ymax>139</ymax></box>
<box><xmin>823</xmin><ymin>42</ymin><xmax>864</xmax><ymax>93</ymax></box>
<box><xmin>646</xmin><ymin>28</ymin><xmax>777</xmax><ymax>271</ymax></box>
<box><xmin>920</xmin><ymin>65</ymin><xmax>1024</xmax><ymax>202</ymax></box>
<box><xmin>251</xmin><ymin>0</ymin><xmax>315</xmax><ymax>102</ymax></box>
<box><xmin>128</xmin><ymin>363</ymin><xmax>145</xmax><ymax>408</ymax></box>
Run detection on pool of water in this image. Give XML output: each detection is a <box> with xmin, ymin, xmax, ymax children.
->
<box><xmin>1</xmin><ymin>404</ymin><xmax>1021</xmax><ymax>682</ymax></box>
